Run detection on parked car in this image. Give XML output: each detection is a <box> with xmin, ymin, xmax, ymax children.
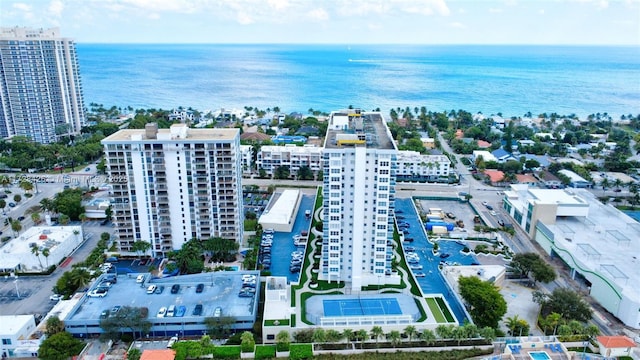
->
<box><xmin>8</xmin><ymin>202</ymin><xmax>15</xmax><ymax>207</ymax></box>
<box><xmin>87</xmin><ymin>289</ymin><xmax>108</xmax><ymax>298</ymax></box>
<box><xmin>175</xmin><ymin>305</ymin><xmax>186</xmax><ymax>317</ymax></box>
<box><xmin>238</xmin><ymin>290</ymin><xmax>254</xmax><ymax>298</ymax></box>
<box><xmin>100</xmin><ymin>309</ymin><xmax>109</xmax><ymax>319</ymax></box>
<box><xmin>167</xmin><ymin>336</ymin><xmax>178</xmax><ymax>348</ymax></box>
<box><xmin>171</xmin><ymin>284</ymin><xmax>180</xmax><ymax>294</ymax></box>
<box><xmin>195</xmin><ymin>283</ymin><xmax>204</xmax><ymax>293</ymax></box>
<box><xmin>192</xmin><ymin>304</ymin><xmax>203</xmax><ymax>316</ymax></box>
<box><xmin>213</xmin><ymin>307</ymin><xmax>222</xmax><ymax>317</ymax></box>
<box><xmin>146</xmin><ymin>285</ymin><xmax>157</xmax><ymax>294</ymax></box>
<box><xmin>157</xmin><ymin>307</ymin><xmax>167</xmax><ymax>318</ymax></box>
<box><xmin>154</xmin><ymin>285</ymin><xmax>165</xmax><ymax>294</ymax></box>
<box><xmin>111</xmin><ymin>305</ymin><xmax>121</xmax><ymax>316</ymax></box>
<box><xmin>136</xmin><ymin>274</ymin><xmax>145</xmax><ymax>283</ymax></box>
<box><xmin>49</xmin><ymin>294</ymin><xmax>63</xmax><ymax>301</ymax></box>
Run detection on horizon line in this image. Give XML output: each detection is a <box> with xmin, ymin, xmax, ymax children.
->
<box><xmin>74</xmin><ymin>42</ymin><xmax>640</xmax><ymax>47</ymax></box>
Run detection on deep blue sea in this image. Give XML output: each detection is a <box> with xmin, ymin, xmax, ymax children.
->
<box><xmin>77</xmin><ymin>44</ymin><xmax>640</xmax><ymax>117</ymax></box>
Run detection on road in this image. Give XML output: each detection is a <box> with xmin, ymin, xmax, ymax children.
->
<box><xmin>0</xmin><ymin>167</ymin><xmax>115</xmax><ymax>317</ymax></box>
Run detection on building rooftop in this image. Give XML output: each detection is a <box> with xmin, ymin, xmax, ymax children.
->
<box><xmin>0</xmin><ymin>226</ymin><xmax>82</xmax><ymax>270</ymax></box>
<box><xmin>537</xmin><ymin>190</ymin><xmax>639</xmax><ymax>302</ymax></box>
<box><xmin>66</xmin><ymin>272</ymin><xmax>259</xmax><ymax>323</ymax></box>
<box><xmin>0</xmin><ymin>315</ymin><xmax>34</xmax><ymax>336</ymax></box>
<box><xmin>258</xmin><ymin>189</ymin><xmax>299</xmax><ymax>227</ymax></box>
<box><xmin>102</xmin><ymin>124</ymin><xmax>238</xmax><ymax>142</ymax></box>
<box><xmin>323</xmin><ymin>110</ymin><xmax>395</xmax><ymax>150</ymax></box>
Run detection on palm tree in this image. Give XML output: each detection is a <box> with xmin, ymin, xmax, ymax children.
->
<box><xmin>342</xmin><ymin>329</ymin><xmax>354</xmax><ymax>346</ymax></box>
<box><xmin>386</xmin><ymin>330</ymin><xmax>402</xmax><ymax>347</ymax></box>
<box><xmin>11</xmin><ymin>220</ymin><xmax>22</xmax><ymax>237</ymax></box>
<box><xmin>70</xmin><ymin>268</ymin><xmax>91</xmax><ymax>290</ymax></box>
<box><xmin>31</xmin><ymin>212</ymin><xmax>41</xmax><ymax>225</ymax></box>
<box><xmin>505</xmin><ymin>315</ymin><xmax>521</xmax><ymax>336</ymax></box>
<box><xmin>599</xmin><ymin>178</ymin><xmax>610</xmax><ymax>194</ymax></box>
<box><xmin>325</xmin><ymin>329</ymin><xmax>342</xmax><ymax>344</ymax></box>
<box><xmin>40</xmin><ymin>198</ymin><xmax>54</xmax><ymax>213</ymax></box>
<box><xmin>19</xmin><ymin>180</ymin><xmax>33</xmax><ymax>194</ymax></box>
<box><xmin>420</xmin><ymin>329</ymin><xmax>436</xmax><ymax>345</ymax></box>
<box><xmin>356</xmin><ymin>329</ymin><xmax>367</xmax><ymax>349</ymax></box>
<box><xmin>42</xmin><ymin>248</ymin><xmax>50</xmax><ymax>268</ymax></box>
<box><xmin>613</xmin><ymin>178</ymin><xmax>623</xmax><ymax>192</ymax></box>
<box><xmin>133</xmin><ymin>240</ymin><xmax>152</xmax><ymax>260</ymax></box>
<box><xmin>436</xmin><ymin>324</ymin><xmax>454</xmax><ymax>340</ymax></box>
<box><xmin>370</xmin><ymin>326</ymin><xmax>384</xmax><ymax>347</ymax></box>
<box><xmin>404</xmin><ymin>325</ymin><xmax>417</xmax><ymax>344</ymax></box>
<box><xmin>312</xmin><ymin>329</ymin><xmax>326</xmax><ymax>349</ymax></box>
<box><xmin>30</xmin><ymin>243</ymin><xmax>43</xmax><ymax>269</ymax></box>
<box><xmin>0</xmin><ymin>199</ymin><xmax>5</xmax><ymax>214</ymax></box>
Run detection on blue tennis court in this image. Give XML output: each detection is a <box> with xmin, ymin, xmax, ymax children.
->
<box><xmin>323</xmin><ymin>298</ymin><xmax>402</xmax><ymax>317</ymax></box>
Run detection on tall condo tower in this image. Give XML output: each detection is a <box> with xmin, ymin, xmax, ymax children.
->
<box><xmin>321</xmin><ymin>109</ymin><xmax>398</xmax><ymax>291</ymax></box>
<box><xmin>0</xmin><ymin>27</ymin><xmax>86</xmax><ymax>143</ymax></box>
<box><xmin>102</xmin><ymin>124</ymin><xmax>244</xmax><ymax>257</ymax></box>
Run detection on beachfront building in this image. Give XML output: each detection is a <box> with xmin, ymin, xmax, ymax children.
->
<box><xmin>0</xmin><ymin>226</ymin><xmax>83</xmax><ymax>273</ymax></box>
<box><xmin>395</xmin><ymin>151</ymin><xmax>451</xmax><ymax>181</ymax></box>
<box><xmin>102</xmin><ymin>123</ymin><xmax>243</xmax><ymax>257</ymax></box>
<box><xmin>502</xmin><ymin>184</ymin><xmax>640</xmax><ymax>329</ymax></box>
<box><xmin>0</xmin><ymin>27</ymin><xmax>85</xmax><ymax>143</ymax></box>
<box><xmin>321</xmin><ymin>109</ymin><xmax>398</xmax><ymax>291</ymax></box>
<box><xmin>256</xmin><ymin>144</ymin><xmax>322</xmax><ymax>178</ymax></box>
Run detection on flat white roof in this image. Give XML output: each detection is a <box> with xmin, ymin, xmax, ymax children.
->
<box><xmin>528</xmin><ymin>188</ymin><xmax>588</xmax><ymax>205</ymax></box>
<box><xmin>258</xmin><ymin>189</ymin><xmax>299</xmax><ymax>226</ymax></box>
<box><xmin>558</xmin><ymin>169</ymin><xmax>589</xmax><ymax>183</ymax></box>
<box><xmin>541</xmin><ymin>190</ymin><xmax>640</xmax><ymax>301</ymax></box>
<box><xmin>0</xmin><ymin>315</ymin><xmax>34</xmax><ymax>336</ymax></box>
<box><xmin>0</xmin><ymin>226</ymin><xmax>82</xmax><ymax>269</ymax></box>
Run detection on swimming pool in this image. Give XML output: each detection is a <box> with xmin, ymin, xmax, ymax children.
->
<box><xmin>529</xmin><ymin>351</ymin><xmax>551</xmax><ymax>360</ymax></box>
<box><xmin>323</xmin><ymin>298</ymin><xmax>402</xmax><ymax>317</ymax></box>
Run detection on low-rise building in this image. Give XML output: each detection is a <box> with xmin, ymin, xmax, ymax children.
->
<box><xmin>596</xmin><ymin>336</ymin><xmax>637</xmax><ymax>358</ymax></box>
<box><xmin>395</xmin><ymin>151</ymin><xmax>451</xmax><ymax>181</ymax></box>
<box><xmin>472</xmin><ymin>150</ymin><xmax>497</xmax><ymax>163</ymax></box>
<box><xmin>502</xmin><ymin>185</ymin><xmax>640</xmax><ymax>329</ymax></box>
<box><xmin>0</xmin><ymin>226</ymin><xmax>83</xmax><ymax>273</ymax></box>
<box><xmin>0</xmin><ymin>315</ymin><xmax>37</xmax><ymax>359</ymax></box>
<box><xmin>558</xmin><ymin>169</ymin><xmax>592</xmax><ymax>188</ymax></box>
<box><xmin>535</xmin><ymin>170</ymin><xmax>562</xmax><ymax>188</ymax></box>
<box><xmin>239</xmin><ymin>145</ymin><xmax>254</xmax><ymax>174</ymax></box>
<box><xmin>256</xmin><ymin>145</ymin><xmax>322</xmax><ymax>177</ymax></box>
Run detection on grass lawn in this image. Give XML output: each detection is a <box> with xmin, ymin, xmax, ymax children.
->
<box><xmin>426</xmin><ymin>297</ymin><xmax>446</xmax><ymax>323</ymax></box>
<box><xmin>435</xmin><ymin>296</ymin><xmax>455</xmax><ymax>322</ymax></box>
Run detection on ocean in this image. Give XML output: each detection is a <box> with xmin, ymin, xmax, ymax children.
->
<box><xmin>77</xmin><ymin>44</ymin><xmax>640</xmax><ymax>118</ymax></box>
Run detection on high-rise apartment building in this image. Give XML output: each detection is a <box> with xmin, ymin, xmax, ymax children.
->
<box><xmin>0</xmin><ymin>27</ymin><xmax>85</xmax><ymax>143</ymax></box>
<box><xmin>321</xmin><ymin>110</ymin><xmax>398</xmax><ymax>291</ymax></box>
<box><xmin>102</xmin><ymin>124</ymin><xmax>243</xmax><ymax>257</ymax></box>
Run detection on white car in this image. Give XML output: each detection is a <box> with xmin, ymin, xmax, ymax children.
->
<box><xmin>146</xmin><ymin>285</ymin><xmax>157</xmax><ymax>294</ymax></box>
<box><xmin>241</xmin><ymin>274</ymin><xmax>256</xmax><ymax>281</ymax></box>
<box><xmin>87</xmin><ymin>289</ymin><xmax>108</xmax><ymax>298</ymax></box>
<box><xmin>136</xmin><ymin>274</ymin><xmax>145</xmax><ymax>283</ymax></box>
<box><xmin>157</xmin><ymin>307</ymin><xmax>167</xmax><ymax>318</ymax></box>
<box><xmin>167</xmin><ymin>336</ymin><xmax>178</xmax><ymax>348</ymax></box>
<box><xmin>49</xmin><ymin>294</ymin><xmax>63</xmax><ymax>301</ymax></box>
<box><xmin>490</xmin><ymin>210</ymin><xmax>497</xmax><ymax>216</ymax></box>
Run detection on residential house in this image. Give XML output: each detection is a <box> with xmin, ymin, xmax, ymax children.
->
<box><xmin>596</xmin><ymin>336</ymin><xmax>636</xmax><ymax>358</ymax></box>
<box><xmin>491</xmin><ymin>148</ymin><xmax>515</xmax><ymax>163</ymax></box>
<box><xmin>483</xmin><ymin>169</ymin><xmax>505</xmax><ymax>186</ymax></box>
<box><xmin>535</xmin><ymin>171</ymin><xmax>562</xmax><ymax>189</ymax></box>
<box><xmin>472</xmin><ymin>150</ymin><xmax>497</xmax><ymax>164</ymax></box>
<box><xmin>515</xmin><ymin>174</ymin><xmax>538</xmax><ymax>186</ymax></box>
<box><xmin>477</xmin><ymin>140</ymin><xmax>492</xmax><ymax>149</ymax></box>
<box><xmin>558</xmin><ymin>169</ymin><xmax>592</xmax><ymax>188</ymax></box>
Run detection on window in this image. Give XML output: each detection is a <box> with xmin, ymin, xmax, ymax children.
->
<box><xmin>2</xmin><ymin>339</ymin><xmax>11</xmax><ymax>345</ymax></box>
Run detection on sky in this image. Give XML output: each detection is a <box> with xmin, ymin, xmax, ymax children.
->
<box><xmin>1</xmin><ymin>0</ymin><xmax>639</xmax><ymax>45</ymax></box>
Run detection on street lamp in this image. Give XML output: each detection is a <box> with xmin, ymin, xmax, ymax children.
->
<box><xmin>13</xmin><ymin>277</ymin><xmax>20</xmax><ymax>298</ymax></box>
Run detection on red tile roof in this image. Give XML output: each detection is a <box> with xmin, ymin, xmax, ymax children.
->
<box><xmin>483</xmin><ymin>169</ymin><xmax>505</xmax><ymax>183</ymax></box>
<box><xmin>597</xmin><ymin>336</ymin><xmax>636</xmax><ymax>348</ymax></box>
<box><xmin>477</xmin><ymin>140</ymin><xmax>491</xmax><ymax>148</ymax></box>
<box><xmin>516</xmin><ymin>174</ymin><xmax>538</xmax><ymax>183</ymax></box>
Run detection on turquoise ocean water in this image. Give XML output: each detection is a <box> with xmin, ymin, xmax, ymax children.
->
<box><xmin>77</xmin><ymin>44</ymin><xmax>640</xmax><ymax>116</ymax></box>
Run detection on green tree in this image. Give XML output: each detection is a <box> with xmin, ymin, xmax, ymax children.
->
<box><xmin>297</xmin><ymin>165</ymin><xmax>314</xmax><ymax>180</ymax></box>
<box><xmin>11</xmin><ymin>219</ymin><xmax>22</xmax><ymax>236</ymax></box>
<box><xmin>30</xmin><ymin>243</ymin><xmax>43</xmax><ymax>269</ymax></box>
<box><xmin>325</xmin><ymin>329</ymin><xmax>342</xmax><ymax>344</ymax></box>
<box><xmin>355</xmin><ymin>329</ymin><xmax>368</xmax><ymax>349</ymax></box>
<box><xmin>370</xmin><ymin>326</ymin><xmax>384</xmax><ymax>346</ymax></box>
<box><xmin>312</xmin><ymin>328</ymin><xmax>327</xmax><ymax>347</ymax></box>
<box><xmin>31</xmin><ymin>212</ymin><xmax>41</xmax><ymax>224</ymax></box>
<box><xmin>132</xmin><ymin>240</ymin><xmax>152</xmax><ymax>259</ymax></box>
<box><xmin>274</xmin><ymin>165</ymin><xmax>290</xmax><ymax>179</ymax></box>
<box><xmin>19</xmin><ymin>180</ymin><xmax>34</xmax><ymax>193</ymax></box>
<box><xmin>533</xmin><ymin>288</ymin><xmax>592</xmax><ymax>322</ymax></box>
<box><xmin>13</xmin><ymin>194</ymin><xmax>21</xmax><ymax>203</ymax></box>
<box><xmin>386</xmin><ymin>330</ymin><xmax>402</xmax><ymax>347</ymax></box>
<box><xmin>45</xmin><ymin>316</ymin><xmax>65</xmax><ymax>336</ymax></box>
<box><xmin>342</xmin><ymin>329</ymin><xmax>354</xmax><ymax>345</ymax></box>
<box><xmin>240</xmin><ymin>331</ymin><xmax>255</xmax><ymax>353</ymax></box>
<box><xmin>404</xmin><ymin>325</ymin><xmax>417</xmax><ymax>343</ymax></box>
<box><xmin>69</xmin><ymin>268</ymin><xmax>91</xmax><ymax>290</ymax></box>
<box><xmin>42</xmin><ymin>247</ymin><xmax>51</xmax><ymax>268</ymax></box>
<box><xmin>275</xmin><ymin>330</ymin><xmax>290</xmax><ymax>352</ymax></box>
<box><xmin>420</xmin><ymin>329</ymin><xmax>436</xmax><ymax>345</ymax></box>
<box><xmin>0</xmin><ymin>199</ymin><xmax>5</xmax><ymax>213</ymax></box>
<box><xmin>459</xmin><ymin>276</ymin><xmax>507</xmax><ymax>328</ymax></box>
<box><xmin>52</xmin><ymin>188</ymin><xmax>85</xmax><ymax>220</ymax></box>
<box><xmin>58</xmin><ymin>214</ymin><xmax>70</xmax><ymax>225</ymax></box>
<box><xmin>38</xmin><ymin>331</ymin><xmax>85</xmax><ymax>360</ymax></box>
<box><xmin>127</xmin><ymin>348</ymin><xmax>141</xmax><ymax>360</ymax></box>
